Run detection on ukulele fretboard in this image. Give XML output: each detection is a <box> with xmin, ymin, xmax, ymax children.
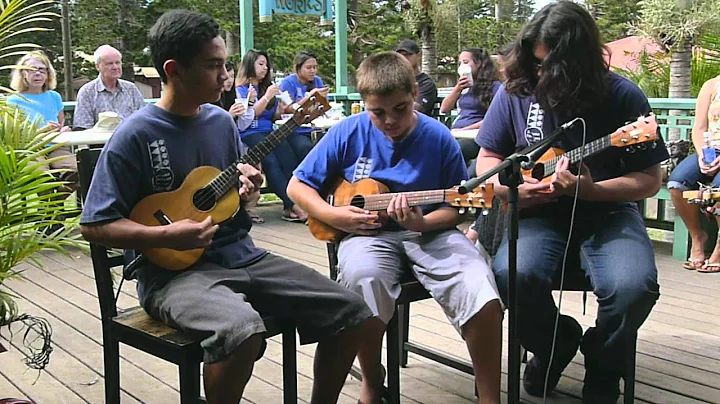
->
<box><xmin>362</xmin><ymin>190</ymin><xmax>446</xmax><ymax>210</ymax></box>
<box><xmin>542</xmin><ymin>134</ymin><xmax>611</xmax><ymax>177</ymax></box>
<box><xmin>209</xmin><ymin>118</ymin><xmax>301</xmax><ymax>197</ymax></box>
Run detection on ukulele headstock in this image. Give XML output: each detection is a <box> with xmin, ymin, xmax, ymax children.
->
<box><xmin>291</xmin><ymin>93</ymin><xmax>332</xmax><ymax>125</ymax></box>
<box><xmin>609</xmin><ymin>113</ymin><xmax>658</xmax><ymax>151</ymax></box>
<box><xmin>445</xmin><ymin>182</ymin><xmax>495</xmax><ymax>214</ymax></box>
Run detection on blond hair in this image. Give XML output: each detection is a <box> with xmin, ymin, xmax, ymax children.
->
<box><xmin>10</xmin><ymin>51</ymin><xmax>57</xmax><ymax>92</ymax></box>
<box><xmin>356</xmin><ymin>51</ymin><xmax>416</xmax><ymax>98</ymax></box>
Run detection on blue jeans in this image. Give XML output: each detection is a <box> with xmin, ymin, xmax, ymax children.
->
<box><xmin>667</xmin><ymin>153</ymin><xmax>720</xmax><ymax>191</ymax></box>
<box><xmin>242</xmin><ymin>132</ymin><xmax>298</xmax><ymax>209</ymax></box>
<box><xmin>493</xmin><ymin>203</ymin><xmax>659</xmax><ymax>373</ymax></box>
<box><xmin>288</xmin><ymin>133</ymin><xmax>314</xmax><ymax>164</ymax></box>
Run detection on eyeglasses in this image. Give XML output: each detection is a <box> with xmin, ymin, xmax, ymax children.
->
<box><xmin>26</xmin><ymin>67</ymin><xmax>48</xmax><ymax>75</ymax></box>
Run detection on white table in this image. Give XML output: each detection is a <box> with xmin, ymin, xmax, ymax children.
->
<box><xmin>451</xmin><ymin>129</ymin><xmax>478</xmax><ymax>139</ymax></box>
<box><xmin>47</xmin><ymin>131</ymin><xmax>112</xmax><ymax>146</ymax></box>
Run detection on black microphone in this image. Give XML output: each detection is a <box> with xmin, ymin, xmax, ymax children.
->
<box><xmin>520</xmin><ymin>117</ymin><xmax>581</xmax><ymax>170</ymax></box>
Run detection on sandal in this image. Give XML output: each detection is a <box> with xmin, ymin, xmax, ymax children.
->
<box><xmin>698</xmin><ymin>262</ymin><xmax>720</xmax><ymax>273</ymax></box>
<box><xmin>683</xmin><ymin>257</ymin><xmax>707</xmax><ymax>270</ymax></box>
<box><xmin>247</xmin><ymin>209</ymin><xmax>264</xmax><ymax>224</ymax></box>
<box><xmin>281</xmin><ymin>212</ymin><xmax>304</xmax><ymax>222</ymax></box>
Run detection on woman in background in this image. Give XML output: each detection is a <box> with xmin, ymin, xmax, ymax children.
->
<box><xmin>280</xmin><ymin>50</ymin><xmax>327</xmax><ymax>162</ymax></box>
<box><xmin>236</xmin><ymin>49</ymin><xmax>308</xmax><ymax>222</ymax></box>
<box><xmin>8</xmin><ymin>51</ymin><xmax>76</xmax><ymax>194</ymax></box>
<box><xmin>440</xmin><ymin>48</ymin><xmax>502</xmax><ymax>174</ymax></box>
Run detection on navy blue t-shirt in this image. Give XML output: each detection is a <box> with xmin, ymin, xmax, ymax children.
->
<box><xmin>80</xmin><ymin>104</ymin><xmax>267</xmax><ymax>304</ymax></box>
<box><xmin>476</xmin><ymin>72</ymin><xmax>668</xmax><ymax>211</ymax></box>
<box><xmin>293</xmin><ymin>112</ymin><xmax>468</xmax><ymax>225</ymax></box>
<box><xmin>453</xmin><ymin>81</ymin><xmax>502</xmax><ymax>129</ymax></box>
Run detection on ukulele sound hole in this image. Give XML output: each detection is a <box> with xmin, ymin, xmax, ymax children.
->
<box><xmin>193</xmin><ymin>187</ymin><xmax>217</xmax><ymax>211</ymax></box>
<box><xmin>532</xmin><ymin>164</ymin><xmax>545</xmax><ymax>181</ymax></box>
<box><xmin>350</xmin><ymin>195</ymin><xmax>366</xmax><ymax>209</ymax></box>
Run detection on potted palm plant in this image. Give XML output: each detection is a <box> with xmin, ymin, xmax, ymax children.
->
<box><xmin>0</xmin><ymin>0</ymin><xmax>85</xmax><ymax>365</ymax></box>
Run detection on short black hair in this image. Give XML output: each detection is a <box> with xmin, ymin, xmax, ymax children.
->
<box><xmin>148</xmin><ymin>9</ymin><xmax>221</xmax><ymax>83</ymax></box>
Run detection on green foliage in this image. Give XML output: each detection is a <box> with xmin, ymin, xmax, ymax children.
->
<box><xmin>615</xmin><ymin>33</ymin><xmax>720</xmax><ymax>98</ymax></box>
<box><xmin>632</xmin><ymin>0</ymin><xmax>720</xmax><ymax>50</ymax></box>
<box><xmin>0</xmin><ymin>110</ymin><xmax>84</xmax><ymax>326</ymax></box>
<box><xmin>584</xmin><ymin>0</ymin><xmax>639</xmax><ymax>42</ymax></box>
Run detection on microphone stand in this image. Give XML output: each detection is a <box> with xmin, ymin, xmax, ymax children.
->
<box><xmin>459</xmin><ymin>124</ymin><xmax>570</xmax><ymax>404</ymax></box>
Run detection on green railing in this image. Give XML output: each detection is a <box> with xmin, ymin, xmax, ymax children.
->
<box><xmin>61</xmin><ymin>95</ymin><xmax>699</xmax><ymax>260</ymax></box>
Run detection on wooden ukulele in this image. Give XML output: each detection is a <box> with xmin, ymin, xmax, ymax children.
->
<box><xmin>307</xmin><ymin>177</ymin><xmax>494</xmax><ymax>242</ymax></box>
<box><xmin>684</xmin><ymin>185</ymin><xmax>720</xmax><ymax>214</ymax></box>
<box><xmin>522</xmin><ymin>114</ymin><xmax>659</xmax><ymax>182</ymax></box>
<box><xmin>129</xmin><ymin>95</ymin><xmax>331</xmax><ymax>270</ymax></box>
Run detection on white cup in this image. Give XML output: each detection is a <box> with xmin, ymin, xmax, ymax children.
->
<box><xmin>276</xmin><ymin>91</ymin><xmax>292</xmax><ymax>105</ymax></box>
<box><xmin>236</xmin><ymin>97</ymin><xmax>249</xmax><ymax>109</ymax></box>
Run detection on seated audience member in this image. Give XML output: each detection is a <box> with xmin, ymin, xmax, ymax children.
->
<box><xmin>279</xmin><ymin>50</ymin><xmax>327</xmax><ymax>162</ymax></box>
<box><xmin>214</xmin><ymin>60</ymin><xmax>263</xmax><ymax>223</ymax></box>
<box><xmin>440</xmin><ymin>48</ymin><xmax>502</xmax><ymax>174</ymax></box>
<box><xmin>79</xmin><ymin>10</ymin><xmax>372</xmax><ymax>403</ymax></box>
<box><xmin>395</xmin><ymin>39</ymin><xmax>438</xmax><ymax>117</ymax></box>
<box><xmin>288</xmin><ymin>51</ymin><xmax>503</xmax><ymax>404</ymax></box>
<box><xmin>8</xmin><ymin>51</ymin><xmax>77</xmax><ymax>198</ymax></box>
<box><xmin>236</xmin><ymin>49</ymin><xmax>307</xmax><ymax>222</ymax></box>
<box><xmin>668</xmin><ymin>75</ymin><xmax>720</xmax><ymax>272</ymax></box>
<box><xmin>73</xmin><ymin>45</ymin><xmax>145</xmax><ymax>129</ymax></box>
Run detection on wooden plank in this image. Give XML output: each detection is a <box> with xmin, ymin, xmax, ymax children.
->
<box><xmin>0</xmin><ymin>370</ymin><xmax>27</xmax><ymax>399</ymax></box>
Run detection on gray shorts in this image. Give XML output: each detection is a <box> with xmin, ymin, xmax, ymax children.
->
<box><xmin>337</xmin><ymin>229</ymin><xmax>502</xmax><ymax>333</ymax></box>
<box><xmin>143</xmin><ymin>254</ymin><xmax>372</xmax><ymax>363</ymax></box>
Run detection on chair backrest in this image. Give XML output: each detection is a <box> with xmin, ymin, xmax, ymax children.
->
<box><xmin>77</xmin><ymin>147</ymin><xmax>126</xmax><ymax>322</ymax></box>
<box><xmin>327</xmin><ymin>243</ymin><xmax>339</xmax><ymax>281</ymax></box>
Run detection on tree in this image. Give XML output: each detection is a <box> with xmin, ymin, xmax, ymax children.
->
<box><xmin>584</xmin><ymin>0</ymin><xmax>639</xmax><ymax>42</ymax></box>
<box><xmin>402</xmin><ymin>0</ymin><xmax>437</xmax><ymax>80</ymax></box>
<box><xmin>632</xmin><ymin>0</ymin><xmax>720</xmax><ymax>140</ymax></box>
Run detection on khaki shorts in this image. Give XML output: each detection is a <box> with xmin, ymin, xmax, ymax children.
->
<box><xmin>39</xmin><ymin>146</ymin><xmax>78</xmax><ymax>181</ymax></box>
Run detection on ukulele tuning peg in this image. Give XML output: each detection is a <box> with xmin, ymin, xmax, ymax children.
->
<box><xmin>458</xmin><ymin>207</ymin><xmax>466</xmax><ymax>215</ymax></box>
<box><xmin>469</xmin><ymin>207</ymin><xmax>477</xmax><ymax>215</ymax></box>
<box><xmin>482</xmin><ymin>209</ymin><xmax>489</xmax><ymax>216</ymax></box>
<box><xmin>626</xmin><ymin>147</ymin><xmax>637</xmax><ymax>154</ymax></box>
<box><xmin>651</xmin><ymin>141</ymin><xmax>657</xmax><ymax>149</ymax></box>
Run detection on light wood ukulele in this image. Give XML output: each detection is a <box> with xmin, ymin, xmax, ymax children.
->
<box><xmin>129</xmin><ymin>95</ymin><xmax>331</xmax><ymax>270</ymax></box>
<box><xmin>521</xmin><ymin>114</ymin><xmax>659</xmax><ymax>182</ymax></box>
<box><xmin>307</xmin><ymin>178</ymin><xmax>494</xmax><ymax>243</ymax></box>
<box><xmin>684</xmin><ymin>185</ymin><xmax>720</xmax><ymax>214</ymax></box>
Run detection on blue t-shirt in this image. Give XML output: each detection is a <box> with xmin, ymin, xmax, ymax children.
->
<box><xmin>236</xmin><ymin>84</ymin><xmax>276</xmax><ymax>138</ymax></box>
<box><xmin>280</xmin><ymin>74</ymin><xmax>325</xmax><ymax>136</ymax></box>
<box><xmin>476</xmin><ymin>72</ymin><xmax>668</xmax><ymax>211</ymax></box>
<box><xmin>453</xmin><ymin>81</ymin><xmax>502</xmax><ymax>129</ymax></box>
<box><xmin>293</xmin><ymin>112</ymin><xmax>468</xmax><ymax>225</ymax></box>
<box><xmin>80</xmin><ymin>103</ymin><xmax>267</xmax><ymax>304</ymax></box>
<box><xmin>7</xmin><ymin>90</ymin><xmax>63</xmax><ymax>127</ymax></box>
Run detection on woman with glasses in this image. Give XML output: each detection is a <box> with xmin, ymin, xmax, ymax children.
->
<box><xmin>8</xmin><ymin>51</ymin><xmax>77</xmax><ymax>192</ymax></box>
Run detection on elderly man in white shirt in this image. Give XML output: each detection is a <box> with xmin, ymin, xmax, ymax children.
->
<box><xmin>73</xmin><ymin>45</ymin><xmax>145</xmax><ymax>129</ymax></box>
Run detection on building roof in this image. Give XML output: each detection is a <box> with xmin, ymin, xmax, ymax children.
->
<box><xmin>605</xmin><ymin>35</ymin><xmax>664</xmax><ymax>71</ymax></box>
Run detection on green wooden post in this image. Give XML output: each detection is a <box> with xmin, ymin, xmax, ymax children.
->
<box><xmin>334</xmin><ymin>0</ymin><xmax>352</xmax><ymax>94</ymax></box>
<box><xmin>239</xmin><ymin>0</ymin><xmax>254</xmax><ymax>56</ymax></box>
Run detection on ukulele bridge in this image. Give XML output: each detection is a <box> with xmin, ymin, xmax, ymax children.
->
<box><xmin>153</xmin><ymin>210</ymin><xmax>173</xmax><ymax>225</ymax></box>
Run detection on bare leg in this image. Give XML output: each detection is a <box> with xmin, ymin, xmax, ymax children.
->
<box><xmin>461</xmin><ymin>300</ymin><xmax>503</xmax><ymax>404</ymax></box>
<box><xmin>311</xmin><ymin>319</ymin><xmax>370</xmax><ymax>403</ymax></box>
<box><xmin>353</xmin><ymin>318</ymin><xmax>386</xmax><ymax>404</ymax></box>
<box><xmin>203</xmin><ymin>333</ymin><xmax>263</xmax><ymax>404</ymax></box>
<box><xmin>670</xmin><ymin>188</ymin><xmax>707</xmax><ymax>262</ymax></box>
<box><xmin>706</xmin><ymin>215</ymin><xmax>720</xmax><ymax>263</ymax></box>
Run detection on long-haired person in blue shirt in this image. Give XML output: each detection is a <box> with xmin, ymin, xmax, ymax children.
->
<box><xmin>236</xmin><ymin>49</ymin><xmax>308</xmax><ymax>222</ymax></box>
<box><xmin>280</xmin><ymin>50</ymin><xmax>328</xmax><ymax>163</ymax></box>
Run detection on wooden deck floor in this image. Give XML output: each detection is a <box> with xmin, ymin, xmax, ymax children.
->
<box><xmin>2</xmin><ymin>202</ymin><xmax>720</xmax><ymax>403</ymax></box>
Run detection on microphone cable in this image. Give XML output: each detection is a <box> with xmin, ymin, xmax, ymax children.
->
<box><xmin>542</xmin><ymin>117</ymin><xmax>587</xmax><ymax>403</ymax></box>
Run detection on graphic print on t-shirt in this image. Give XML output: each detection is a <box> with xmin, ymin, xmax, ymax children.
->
<box><xmin>523</xmin><ymin>102</ymin><xmax>545</xmax><ymax>145</ymax></box>
<box><xmin>147</xmin><ymin>139</ymin><xmax>175</xmax><ymax>192</ymax></box>
<box><xmin>352</xmin><ymin>157</ymin><xmax>373</xmax><ymax>183</ymax></box>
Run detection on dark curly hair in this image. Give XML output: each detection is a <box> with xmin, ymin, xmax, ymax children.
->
<box><xmin>462</xmin><ymin>48</ymin><xmax>499</xmax><ymax>110</ymax></box>
<box><xmin>503</xmin><ymin>1</ymin><xmax>610</xmax><ymax>114</ymax></box>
